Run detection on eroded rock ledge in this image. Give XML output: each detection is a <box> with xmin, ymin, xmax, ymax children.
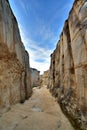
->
<box><xmin>48</xmin><ymin>0</ymin><xmax>87</xmax><ymax>129</ymax></box>
<box><xmin>0</xmin><ymin>0</ymin><xmax>32</xmax><ymax>110</ymax></box>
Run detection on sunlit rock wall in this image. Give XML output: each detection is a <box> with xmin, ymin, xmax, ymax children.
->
<box><xmin>0</xmin><ymin>0</ymin><xmax>32</xmax><ymax>109</ymax></box>
<box><xmin>41</xmin><ymin>70</ymin><xmax>49</xmax><ymax>86</ymax></box>
<box><xmin>48</xmin><ymin>0</ymin><xmax>87</xmax><ymax>129</ymax></box>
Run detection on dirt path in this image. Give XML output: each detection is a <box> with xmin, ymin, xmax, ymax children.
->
<box><xmin>0</xmin><ymin>86</ymin><xmax>75</xmax><ymax>130</ymax></box>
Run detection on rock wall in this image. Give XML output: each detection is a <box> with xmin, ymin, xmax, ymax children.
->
<box><xmin>41</xmin><ymin>70</ymin><xmax>49</xmax><ymax>86</ymax></box>
<box><xmin>0</xmin><ymin>0</ymin><xmax>32</xmax><ymax>109</ymax></box>
<box><xmin>30</xmin><ymin>68</ymin><xmax>40</xmax><ymax>87</ymax></box>
<box><xmin>48</xmin><ymin>0</ymin><xmax>87</xmax><ymax>129</ymax></box>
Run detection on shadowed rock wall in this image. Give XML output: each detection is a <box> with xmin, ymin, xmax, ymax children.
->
<box><xmin>30</xmin><ymin>68</ymin><xmax>40</xmax><ymax>87</ymax></box>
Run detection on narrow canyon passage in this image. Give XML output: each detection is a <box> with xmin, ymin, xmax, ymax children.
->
<box><xmin>0</xmin><ymin>86</ymin><xmax>74</xmax><ymax>130</ymax></box>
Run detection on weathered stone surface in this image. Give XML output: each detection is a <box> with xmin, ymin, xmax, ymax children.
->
<box><xmin>41</xmin><ymin>70</ymin><xmax>49</xmax><ymax>86</ymax></box>
<box><xmin>48</xmin><ymin>0</ymin><xmax>87</xmax><ymax>129</ymax></box>
<box><xmin>30</xmin><ymin>68</ymin><xmax>40</xmax><ymax>87</ymax></box>
<box><xmin>24</xmin><ymin>51</ymin><xmax>32</xmax><ymax>99</ymax></box>
<box><xmin>0</xmin><ymin>0</ymin><xmax>32</xmax><ymax>109</ymax></box>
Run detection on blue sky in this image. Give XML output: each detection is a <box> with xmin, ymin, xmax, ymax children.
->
<box><xmin>9</xmin><ymin>0</ymin><xmax>74</xmax><ymax>74</ymax></box>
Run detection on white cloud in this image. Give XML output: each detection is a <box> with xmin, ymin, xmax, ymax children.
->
<box><xmin>19</xmin><ymin>0</ymin><xmax>29</xmax><ymax>17</ymax></box>
<box><xmin>19</xmin><ymin>24</ymin><xmax>52</xmax><ymax>74</ymax></box>
<box><xmin>34</xmin><ymin>20</ymin><xmax>58</xmax><ymax>44</ymax></box>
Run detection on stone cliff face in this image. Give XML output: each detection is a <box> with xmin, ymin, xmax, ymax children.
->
<box><xmin>48</xmin><ymin>0</ymin><xmax>87</xmax><ymax>129</ymax></box>
<box><xmin>0</xmin><ymin>0</ymin><xmax>32</xmax><ymax>109</ymax></box>
<box><xmin>30</xmin><ymin>68</ymin><xmax>40</xmax><ymax>87</ymax></box>
<box><xmin>41</xmin><ymin>70</ymin><xmax>49</xmax><ymax>86</ymax></box>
